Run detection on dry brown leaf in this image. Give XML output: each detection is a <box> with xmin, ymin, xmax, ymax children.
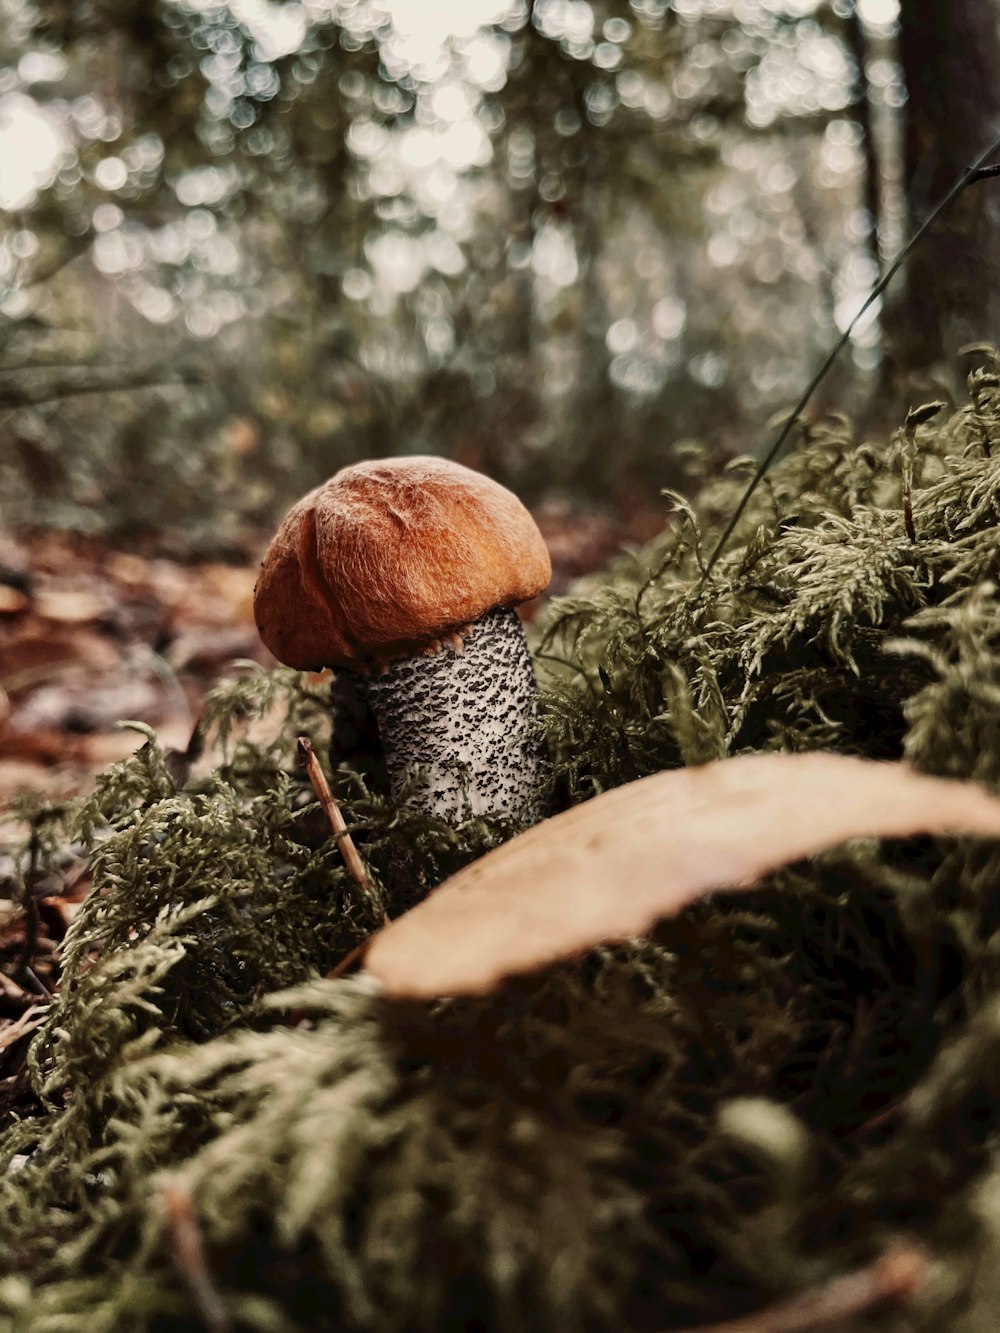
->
<box><xmin>0</xmin><ymin>588</ymin><xmax>29</xmax><ymax>616</ymax></box>
<box><xmin>33</xmin><ymin>588</ymin><xmax>110</xmax><ymax>624</ymax></box>
<box><xmin>0</xmin><ymin>758</ymin><xmax>78</xmax><ymax>802</ymax></box>
<box><xmin>104</xmin><ymin>551</ymin><xmax>153</xmax><ymax>588</ymax></box>
<box><xmin>1</xmin><ymin>621</ymin><xmax>119</xmax><ymax>678</ymax></box>
<box><xmin>365</xmin><ymin>753</ymin><xmax>1000</xmax><ymax>999</ymax></box>
<box><xmin>175</xmin><ymin>565</ymin><xmax>257</xmax><ymax>630</ymax></box>
<box><xmin>0</xmin><ymin>536</ymin><xmax>282</xmax><ymax>802</ymax></box>
<box><xmin>168</xmin><ymin>626</ymin><xmax>262</xmax><ymax>674</ymax></box>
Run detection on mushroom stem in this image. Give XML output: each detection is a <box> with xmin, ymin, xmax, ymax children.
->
<box><xmin>361</xmin><ymin>607</ymin><xmax>547</xmax><ymax>822</ymax></box>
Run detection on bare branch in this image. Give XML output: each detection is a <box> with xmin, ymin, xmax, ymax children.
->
<box><xmin>0</xmin><ymin>372</ymin><xmax>203</xmax><ymax>411</ymax></box>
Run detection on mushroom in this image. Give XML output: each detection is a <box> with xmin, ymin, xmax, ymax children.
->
<box><xmin>253</xmin><ymin>456</ymin><xmax>552</xmax><ymax>822</ymax></box>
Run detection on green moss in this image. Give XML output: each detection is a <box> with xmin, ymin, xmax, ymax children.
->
<box><xmin>6</xmin><ymin>356</ymin><xmax>1000</xmax><ymax>1330</ymax></box>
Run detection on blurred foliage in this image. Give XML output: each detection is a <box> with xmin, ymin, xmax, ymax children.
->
<box><xmin>0</xmin><ymin>0</ymin><xmax>902</xmax><ymax>544</ymax></box>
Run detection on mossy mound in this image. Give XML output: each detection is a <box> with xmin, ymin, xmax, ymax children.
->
<box><xmin>5</xmin><ymin>360</ymin><xmax>1000</xmax><ymax>1331</ymax></box>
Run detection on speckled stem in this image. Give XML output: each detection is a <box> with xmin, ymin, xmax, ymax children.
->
<box><xmin>362</xmin><ymin>607</ymin><xmax>548</xmax><ymax>823</ymax></box>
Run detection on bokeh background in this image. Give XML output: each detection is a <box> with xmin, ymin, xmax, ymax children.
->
<box><xmin>2</xmin><ymin>0</ymin><xmax>998</xmax><ymax>549</ymax></box>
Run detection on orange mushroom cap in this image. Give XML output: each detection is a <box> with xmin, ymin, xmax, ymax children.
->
<box><xmin>253</xmin><ymin>456</ymin><xmax>551</xmax><ymax>669</ymax></box>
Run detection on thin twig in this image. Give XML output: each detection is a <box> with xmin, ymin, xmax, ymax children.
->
<box><xmin>325</xmin><ymin>937</ymin><xmax>372</xmax><ymax>980</ymax></box>
<box><xmin>297</xmin><ymin>736</ymin><xmax>386</xmax><ymax>923</ymax></box>
<box><xmin>0</xmin><ymin>373</ymin><xmax>201</xmax><ymax>410</ymax></box>
<box><xmin>162</xmin><ymin>1182</ymin><xmax>232</xmax><ymax>1333</ymax></box>
<box><xmin>703</xmin><ymin>131</ymin><xmax>1000</xmax><ymax>580</ymax></box>
<box><xmin>0</xmin><ymin>359</ymin><xmax>128</xmax><ymax>375</ymax></box>
<box><xmin>672</xmin><ymin>1241</ymin><xmax>927</xmax><ymax>1333</ymax></box>
<box><xmin>20</xmin><ymin>967</ymin><xmax>52</xmax><ymax>1000</ymax></box>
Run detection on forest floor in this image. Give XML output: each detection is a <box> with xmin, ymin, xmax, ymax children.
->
<box><xmin>0</xmin><ymin>504</ymin><xmax>635</xmax><ymax>1106</ymax></box>
<box><xmin>0</xmin><ymin>504</ymin><xmax>633</xmax><ymax>806</ymax></box>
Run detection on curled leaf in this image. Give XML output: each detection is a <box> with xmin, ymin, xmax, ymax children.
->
<box><xmin>365</xmin><ymin>753</ymin><xmax>1000</xmax><ymax>999</ymax></box>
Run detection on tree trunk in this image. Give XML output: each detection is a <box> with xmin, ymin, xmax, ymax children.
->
<box><xmin>847</xmin><ymin>2</ymin><xmax>882</xmax><ymax>277</ymax></box>
<box><xmin>889</xmin><ymin>0</ymin><xmax>1000</xmax><ymax>370</ymax></box>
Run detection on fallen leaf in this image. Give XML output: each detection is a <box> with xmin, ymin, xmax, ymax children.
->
<box><xmin>365</xmin><ymin>753</ymin><xmax>1000</xmax><ymax>999</ymax></box>
<box><xmin>33</xmin><ymin>588</ymin><xmax>111</xmax><ymax>624</ymax></box>
<box><xmin>104</xmin><ymin>551</ymin><xmax>152</xmax><ymax>587</ymax></box>
<box><xmin>8</xmin><ymin>679</ymin><xmax>162</xmax><ymax>737</ymax></box>
<box><xmin>1</xmin><ymin>621</ymin><xmax>119</xmax><ymax>678</ymax></box>
<box><xmin>168</xmin><ymin>626</ymin><xmax>262</xmax><ymax>674</ymax></box>
<box><xmin>0</xmin><ymin>758</ymin><xmax>79</xmax><ymax>801</ymax></box>
<box><xmin>0</xmin><ymin>588</ymin><xmax>29</xmax><ymax>616</ymax></box>
<box><xmin>170</xmin><ymin>564</ymin><xmax>257</xmax><ymax>631</ymax></box>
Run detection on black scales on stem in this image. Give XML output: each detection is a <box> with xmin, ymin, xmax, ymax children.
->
<box><xmin>701</xmin><ymin>135</ymin><xmax>1000</xmax><ymax>581</ymax></box>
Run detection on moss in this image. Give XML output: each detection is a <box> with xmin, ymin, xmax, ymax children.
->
<box><xmin>5</xmin><ymin>355</ymin><xmax>1000</xmax><ymax>1329</ymax></box>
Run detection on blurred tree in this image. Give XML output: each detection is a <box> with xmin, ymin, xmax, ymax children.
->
<box><xmin>0</xmin><ymin>0</ymin><xmax>887</xmax><ymax>544</ymax></box>
<box><xmin>889</xmin><ymin>0</ymin><xmax>1000</xmax><ymax>369</ymax></box>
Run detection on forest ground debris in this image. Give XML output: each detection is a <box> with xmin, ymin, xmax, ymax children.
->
<box><xmin>5</xmin><ymin>355</ymin><xmax>1000</xmax><ymax>1329</ymax></box>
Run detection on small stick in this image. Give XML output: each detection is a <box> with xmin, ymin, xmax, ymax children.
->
<box><xmin>162</xmin><ymin>1181</ymin><xmax>232</xmax><ymax>1333</ymax></box>
<box><xmin>297</xmin><ymin>736</ymin><xmax>387</xmax><ymax>923</ymax></box>
<box><xmin>673</xmin><ymin>1241</ymin><xmax>927</xmax><ymax>1333</ymax></box>
<box><xmin>325</xmin><ymin>937</ymin><xmax>371</xmax><ymax>980</ymax></box>
<box><xmin>21</xmin><ymin>966</ymin><xmax>52</xmax><ymax>1000</ymax></box>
